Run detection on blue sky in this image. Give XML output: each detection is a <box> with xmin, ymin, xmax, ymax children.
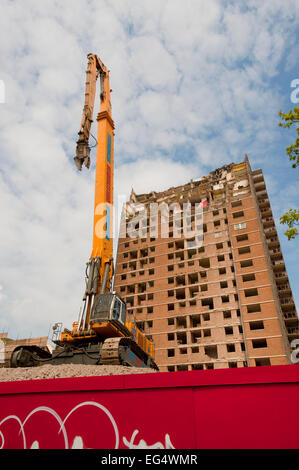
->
<box><xmin>0</xmin><ymin>0</ymin><xmax>298</xmax><ymax>337</ymax></box>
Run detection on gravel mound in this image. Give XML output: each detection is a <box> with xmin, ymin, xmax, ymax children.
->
<box><xmin>0</xmin><ymin>364</ymin><xmax>158</xmax><ymax>382</ymax></box>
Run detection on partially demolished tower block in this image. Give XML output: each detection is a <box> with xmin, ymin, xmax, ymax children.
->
<box><xmin>114</xmin><ymin>156</ymin><xmax>298</xmax><ymax>372</ymax></box>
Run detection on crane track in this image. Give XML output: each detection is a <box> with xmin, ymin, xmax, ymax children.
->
<box><xmin>101</xmin><ymin>337</ymin><xmax>158</xmax><ymax>370</ymax></box>
<box><xmin>101</xmin><ymin>338</ymin><xmax>123</xmax><ymax>365</ymax></box>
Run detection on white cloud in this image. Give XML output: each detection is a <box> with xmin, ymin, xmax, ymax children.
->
<box><xmin>129</xmin><ymin>35</ymin><xmax>179</xmax><ymax>91</ymax></box>
<box><xmin>137</xmin><ymin>91</ymin><xmax>171</xmax><ymax>128</ymax></box>
<box><xmin>115</xmin><ymin>157</ymin><xmax>199</xmax><ymax>198</ymax></box>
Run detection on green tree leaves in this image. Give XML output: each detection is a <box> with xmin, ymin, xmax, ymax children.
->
<box><xmin>280</xmin><ymin>209</ymin><xmax>299</xmax><ymax>240</ymax></box>
<box><xmin>278</xmin><ymin>107</ymin><xmax>299</xmax><ymax>168</ymax></box>
<box><xmin>278</xmin><ymin>107</ymin><xmax>299</xmax><ymax>239</ymax></box>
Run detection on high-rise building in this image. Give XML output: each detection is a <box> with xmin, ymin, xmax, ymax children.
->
<box><xmin>114</xmin><ymin>156</ymin><xmax>298</xmax><ymax>371</ymax></box>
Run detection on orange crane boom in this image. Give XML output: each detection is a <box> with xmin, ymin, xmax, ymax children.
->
<box><xmin>74</xmin><ymin>54</ymin><xmax>115</xmax><ymax>332</ymax></box>
<box><xmin>75</xmin><ymin>54</ymin><xmax>114</xmax><ymax>267</ymax></box>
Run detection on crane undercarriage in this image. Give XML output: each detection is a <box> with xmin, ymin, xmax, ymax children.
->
<box><xmin>10</xmin><ymin>336</ymin><xmax>158</xmax><ymax>369</ymax></box>
<box><xmin>10</xmin><ymin>292</ymin><xmax>158</xmax><ymax>370</ymax></box>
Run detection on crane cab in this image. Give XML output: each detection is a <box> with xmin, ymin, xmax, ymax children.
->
<box><xmin>90</xmin><ymin>292</ymin><xmax>156</xmax><ymax>362</ymax></box>
<box><xmin>90</xmin><ymin>292</ymin><xmax>126</xmax><ymax>324</ymax></box>
<box><xmin>89</xmin><ymin>292</ymin><xmax>129</xmax><ymax>338</ymax></box>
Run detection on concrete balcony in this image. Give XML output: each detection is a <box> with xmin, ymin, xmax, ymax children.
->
<box><xmin>258</xmin><ymin>198</ymin><xmax>270</xmax><ymax>208</ymax></box>
<box><xmin>267</xmin><ymin>237</ymin><xmax>280</xmax><ymax>249</ymax></box>
<box><xmin>255</xmin><ymin>183</ymin><xmax>266</xmax><ymax>192</ymax></box>
<box><xmin>260</xmin><ymin>207</ymin><xmax>272</xmax><ymax>218</ymax></box>
<box><xmin>284</xmin><ymin>311</ymin><xmax>298</xmax><ymax>319</ymax></box>
<box><xmin>272</xmin><ymin>260</ymin><xmax>285</xmax><ymax>272</ymax></box>
<box><xmin>269</xmin><ymin>249</ymin><xmax>282</xmax><ymax>260</ymax></box>
<box><xmin>277</xmin><ymin>284</ymin><xmax>292</xmax><ymax>295</ymax></box>
<box><xmin>284</xmin><ymin>312</ymin><xmax>299</xmax><ymax>327</ymax></box>
<box><xmin>281</xmin><ymin>299</ymin><xmax>296</xmax><ymax>315</ymax></box>
<box><xmin>253</xmin><ymin>174</ymin><xmax>264</xmax><ymax>184</ymax></box>
<box><xmin>275</xmin><ymin>273</ymin><xmax>289</xmax><ymax>284</ymax></box>
<box><xmin>286</xmin><ymin>327</ymin><xmax>299</xmax><ymax>338</ymax></box>
<box><xmin>264</xmin><ymin>226</ymin><xmax>277</xmax><ymax>237</ymax></box>
<box><xmin>263</xmin><ymin>218</ymin><xmax>275</xmax><ymax>228</ymax></box>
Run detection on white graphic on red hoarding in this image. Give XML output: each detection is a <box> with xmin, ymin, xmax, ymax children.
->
<box><xmin>123</xmin><ymin>429</ymin><xmax>174</xmax><ymax>449</ymax></box>
<box><xmin>0</xmin><ymin>401</ymin><xmax>175</xmax><ymax>449</ymax></box>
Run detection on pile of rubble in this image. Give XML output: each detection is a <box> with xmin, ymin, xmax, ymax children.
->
<box><xmin>0</xmin><ymin>364</ymin><xmax>158</xmax><ymax>382</ymax></box>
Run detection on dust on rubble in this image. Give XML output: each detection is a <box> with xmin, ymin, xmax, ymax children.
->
<box><xmin>0</xmin><ymin>364</ymin><xmax>158</xmax><ymax>382</ymax></box>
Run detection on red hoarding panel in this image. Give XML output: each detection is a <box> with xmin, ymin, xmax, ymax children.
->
<box><xmin>0</xmin><ymin>365</ymin><xmax>299</xmax><ymax>449</ymax></box>
<box><xmin>193</xmin><ymin>382</ymin><xmax>298</xmax><ymax>448</ymax></box>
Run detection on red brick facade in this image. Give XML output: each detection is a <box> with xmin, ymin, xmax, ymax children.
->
<box><xmin>114</xmin><ymin>157</ymin><xmax>298</xmax><ymax>371</ymax></box>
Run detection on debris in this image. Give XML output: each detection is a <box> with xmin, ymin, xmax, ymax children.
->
<box><xmin>0</xmin><ymin>364</ymin><xmax>158</xmax><ymax>382</ymax></box>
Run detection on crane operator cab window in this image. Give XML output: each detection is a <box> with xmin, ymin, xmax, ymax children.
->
<box><xmin>111</xmin><ymin>296</ymin><xmax>126</xmax><ymax>325</ymax></box>
<box><xmin>90</xmin><ymin>293</ymin><xmax>127</xmax><ymax>325</ymax></box>
<box><xmin>112</xmin><ymin>298</ymin><xmax>121</xmax><ymax>320</ymax></box>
